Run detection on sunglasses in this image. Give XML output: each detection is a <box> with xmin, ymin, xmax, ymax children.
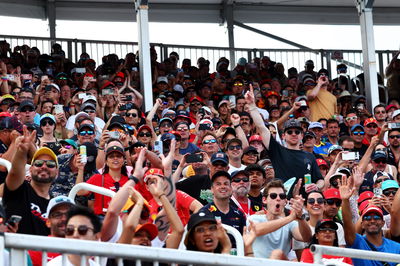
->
<box><xmin>326</xmin><ymin>199</ymin><xmax>342</xmax><ymax>207</ymax></box>
<box><xmin>33</xmin><ymin>159</ymin><xmax>56</xmax><ymax>168</ymax></box>
<box><xmin>138</xmin><ymin>132</ymin><xmax>151</xmax><ymax>137</ymax></box>
<box><xmin>125</xmin><ymin>113</ymin><xmax>137</xmax><ymax>117</ymax></box>
<box><xmin>84</xmin><ymin>109</ymin><xmax>96</xmax><ymax>114</ymax></box>
<box><xmin>190</xmin><ymin>102</ymin><xmax>202</xmax><ymax>107</ymax></box>
<box><xmin>228</xmin><ymin>145</ymin><xmax>242</xmax><ymax>150</ymax></box>
<box><xmin>375</xmin><ymin>111</ymin><xmax>386</xmax><ymax>114</ymax></box>
<box><xmin>352</xmin><ymin>131</ymin><xmax>365</xmax><ymax>136</ymax></box>
<box><xmin>374</xmin><ymin>159</ymin><xmax>386</xmax><ymax>164</ymax></box>
<box><xmin>286</xmin><ymin>129</ymin><xmax>301</xmax><ymax>135</ymax></box>
<box><xmin>65</xmin><ymin>225</ymin><xmax>94</xmax><ymax>236</ymax></box>
<box><xmin>79</xmin><ymin>130</ymin><xmax>94</xmax><ymax>136</ymax></box>
<box><xmin>234</xmin><ymin>83</ymin><xmax>244</xmax><ymax>86</ymax></box>
<box><xmin>389</xmin><ymin>135</ymin><xmax>400</xmax><ymax>139</ymax></box>
<box><xmin>363</xmin><ymin>215</ymin><xmax>382</xmax><ymax>221</ymax></box>
<box><xmin>317</xmin><ymin>227</ymin><xmax>336</xmax><ymax>233</ymax></box>
<box><xmin>63</xmin><ymin>145</ymin><xmax>72</xmax><ymax>149</ymax></box>
<box><xmin>366</xmin><ymin>124</ymin><xmax>378</xmax><ymax>128</ymax></box>
<box><xmin>383</xmin><ymin>189</ymin><xmax>398</xmax><ymax>197</ymax></box>
<box><xmin>232</xmin><ymin>177</ymin><xmax>250</xmax><ymax>183</ymax></box>
<box><xmin>40</xmin><ymin>120</ymin><xmax>55</xmax><ymax>126</ymax></box>
<box><xmin>268</xmin><ymin>193</ymin><xmax>287</xmax><ymax>200</ymax></box>
<box><xmin>307</xmin><ymin>198</ymin><xmax>325</xmax><ymax>205</ymax></box>
<box><xmin>195</xmin><ymin>224</ymin><xmax>218</xmax><ymax>234</ymax></box>
<box><xmin>57</xmin><ymin>77</ymin><xmax>68</xmax><ymax>80</ymax></box>
<box><xmin>203</xmin><ymin>139</ymin><xmax>217</xmax><ymax>144</ymax></box>
<box><xmin>346</xmin><ymin>116</ymin><xmax>358</xmax><ymax>121</ymax></box>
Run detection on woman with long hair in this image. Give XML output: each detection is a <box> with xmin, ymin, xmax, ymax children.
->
<box><xmin>38</xmin><ymin>113</ymin><xmax>62</xmax><ymax>155</ymax></box>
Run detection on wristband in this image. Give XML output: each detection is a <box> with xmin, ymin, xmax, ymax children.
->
<box><xmin>1</xmin><ymin>76</ymin><xmax>8</xmax><ymax>81</ymax></box>
<box><xmin>129</xmin><ymin>175</ymin><xmax>139</xmax><ymax>183</ymax></box>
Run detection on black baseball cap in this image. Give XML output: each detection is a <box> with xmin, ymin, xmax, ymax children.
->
<box><xmin>184</xmin><ymin>211</ymin><xmax>216</xmax><ymax>246</ymax></box>
<box><xmin>211</xmin><ymin>152</ymin><xmax>229</xmax><ymax>165</ymax></box>
<box><xmin>211</xmin><ymin>171</ymin><xmax>231</xmax><ymax>183</ymax></box>
<box><xmin>283</xmin><ymin>119</ymin><xmax>303</xmax><ymax>132</ymax></box>
<box><xmin>245</xmin><ymin>164</ymin><xmax>266</xmax><ymax>179</ymax></box>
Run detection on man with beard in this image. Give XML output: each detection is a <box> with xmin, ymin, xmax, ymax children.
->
<box><xmin>387</xmin><ymin>128</ymin><xmax>400</xmax><ymax>167</ymax></box>
<box><xmin>239</xmin><ymin>112</ymin><xmax>254</xmax><ymax>137</ymax></box>
<box><xmin>29</xmin><ymin>196</ymin><xmax>75</xmax><ymax>265</ymax></box>
<box><xmin>3</xmin><ymin>127</ymin><xmax>59</xmax><ymax>235</ymax></box>
<box><xmin>340</xmin><ymin>176</ymin><xmax>400</xmax><ymax>266</ymax></box>
<box><xmin>230</xmin><ymin>170</ymin><xmax>262</xmax><ymax>217</ymax></box>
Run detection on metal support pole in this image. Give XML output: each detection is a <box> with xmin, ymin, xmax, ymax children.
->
<box><xmin>135</xmin><ymin>0</ymin><xmax>153</xmax><ymax>112</ymax></box>
<box><xmin>357</xmin><ymin>0</ymin><xmax>379</xmax><ymax>110</ymax></box>
<box><xmin>226</xmin><ymin>4</ymin><xmax>235</xmax><ymax>69</ymax></box>
<box><xmin>47</xmin><ymin>0</ymin><xmax>56</xmax><ymax>43</ymax></box>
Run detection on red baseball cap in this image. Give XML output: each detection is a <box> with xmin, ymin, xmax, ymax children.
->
<box><xmin>358</xmin><ymin>199</ymin><xmax>370</xmax><ymax>214</ymax></box>
<box><xmin>266</xmin><ymin>91</ymin><xmax>280</xmax><ymax>98</ymax></box>
<box><xmin>249</xmin><ymin>135</ymin><xmax>262</xmax><ymax>143</ymax></box>
<box><xmin>362</xmin><ymin>205</ymin><xmax>383</xmax><ymax>218</ymax></box>
<box><xmin>323</xmin><ymin>188</ymin><xmax>341</xmax><ymax>200</ymax></box>
<box><xmin>363</xmin><ymin>117</ymin><xmax>378</xmax><ymax>127</ymax></box>
<box><xmin>189</xmin><ymin>96</ymin><xmax>203</xmax><ymax>103</ymax></box>
<box><xmin>358</xmin><ymin>191</ymin><xmax>374</xmax><ymax>204</ymax></box>
<box><xmin>386</xmin><ymin>104</ymin><xmax>397</xmax><ymax>112</ymax></box>
<box><xmin>316</xmin><ymin>159</ymin><xmax>328</xmax><ymax>167</ymax></box>
<box><xmin>144</xmin><ymin>168</ymin><xmax>164</xmax><ymax>183</ymax></box>
<box><xmin>100</xmin><ymin>81</ymin><xmax>115</xmax><ymax>91</ymax></box>
<box><xmin>134</xmin><ymin>223</ymin><xmax>158</xmax><ymax>241</ymax></box>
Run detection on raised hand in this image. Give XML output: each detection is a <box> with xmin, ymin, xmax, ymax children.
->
<box><xmin>231</xmin><ymin>113</ymin><xmax>240</xmax><ymax>127</ymax></box>
<box><xmin>76</xmin><ymin>154</ymin><xmax>86</xmax><ymax>171</ymax></box>
<box><xmin>243</xmin><ymin>220</ymin><xmax>258</xmax><ymax>248</ymax></box>
<box><xmin>147</xmin><ymin>175</ymin><xmax>165</xmax><ymax>199</ymax></box>
<box><xmin>133</xmin><ymin>148</ymin><xmax>147</xmax><ymax>180</ymax></box>
<box><xmin>352</xmin><ymin>166</ymin><xmax>364</xmax><ymax>190</ymax></box>
<box><xmin>338</xmin><ymin>175</ymin><xmax>355</xmax><ymax>200</ymax></box>
<box><xmin>245</xmin><ymin>84</ymin><xmax>256</xmax><ymax>105</ymax></box>
<box><xmin>17</xmin><ymin>126</ymin><xmax>36</xmax><ymax>155</ymax></box>
<box><xmin>128</xmin><ymin>186</ymin><xmax>144</xmax><ymax>205</ymax></box>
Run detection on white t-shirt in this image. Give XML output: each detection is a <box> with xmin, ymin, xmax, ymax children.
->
<box><xmin>66</xmin><ymin>115</ymin><xmax>105</xmax><ymax>134</ymax></box>
<box><xmin>47</xmin><ymin>255</ymin><xmax>100</xmax><ymax>266</ymax></box>
<box><xmin>228</xmin><ymin>163</ymin><xmax>246</xmax><ymax>174</ymax></box>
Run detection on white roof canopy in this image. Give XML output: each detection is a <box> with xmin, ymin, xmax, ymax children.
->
<box><xmin>1</xmin><ymin>0</ymin><xmax>400</xmax><ymax>25</ymax></box>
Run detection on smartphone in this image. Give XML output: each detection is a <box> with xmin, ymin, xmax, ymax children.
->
<box><xmin>6</xmin><ymin>74</ymin><xmax>15</xmax><ymax>81</ymax></box>
<box><xmin>102</xmin><ymin>88</ymin><xmax>114</xmax><ymax>96</ymax></box>
<box><xmin>199</xmin><ymin>123</ymin><xmax>211</xmax><ymax>131</ymax></box>
<box><xmin>7</xmin><ymin>215</ymin><xmax>22</xmax><ymax>226</ymax></box>
<box><xmin>154</xmin><ymin>140</ymin><xmax>163</xmax><ymax>154</ymax></box>
<box><xmin>374</xmin><ymin>187</ymin><xmax>382</xmax><ymax>198</ymax></box>
<box><xmin>54</xmin><ymin>104</ymin><xmax>64</xmax><ymax>114</ymax></box>
<box><xmin>78</xmin><ymin>93</ymin><xmax>86</xmax><ymax>100</ymax></box>
<box><xmin>388</xmin><ymin>123</ymin><xmax>400</xmax><ymax>129</ymax></box>
<box><xmin>124</xmin><ymin>95</ymin><xmax>133</xmax><ymax>101</ymax></box>
<box><xmin>186</xmin><ymin>153</ymin><xmax>203</xmax><ymax>163</ymax></box>
<box><xmin>21</xmin><ymin>74</ymin><xmax>32</xmax><ymax>80</ymax></box>
<box><xmin>342</xmin><ymin>152</ymin><xmax>360</xmax><ymax>161</ymax></box>
<box><xmin>228</xmin><ymin>95</ymin><xmax>236</xmax><ymax>108</ymax></box>
<box><xmin>282</xmin><ymin>89</ymin><xmax>289</xmax><ymax>97</ymax></box>
<box><xmin>108</xmin><ymin>131</ymin><xmax>120</xmax><ymax>139</ymax></box>
<box><xmin>132</xmin><ymin>67</ymin><xmax>138</xmax><ymax>72</ymax></box>
<box><xmin>76</xmin><ymin>68</ymin><xmax>86</xmax><ymax>74</ymax></box>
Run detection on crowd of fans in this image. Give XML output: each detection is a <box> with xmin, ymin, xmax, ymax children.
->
<box><xmin>1</xmin><ymin>40</ymin><xmax>400</xmax><ymax>266</ymax></box>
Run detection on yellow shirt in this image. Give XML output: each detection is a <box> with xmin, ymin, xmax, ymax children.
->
<box><xmin>307</xmin><ymin>89</ymin><xmax>337</xmax><ymax>121</ymax></box>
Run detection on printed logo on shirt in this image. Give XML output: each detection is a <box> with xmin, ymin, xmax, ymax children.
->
<box><xmin>31</xmin><ymin>203</ymin><xmax>47</xmax><ymax>222</ymax></box>
<box><xmin>200</xmin><ymin>189</ymin><xmax>213</xmax><ymax>203</ymax></box>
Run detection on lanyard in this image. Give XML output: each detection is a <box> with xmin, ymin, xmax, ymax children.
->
<box><xmin>231</xmin><ymin>196</ymin><xmax>251</xmax><ymax>217</ymax></box>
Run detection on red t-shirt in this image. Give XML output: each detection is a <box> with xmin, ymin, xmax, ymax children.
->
<box><xmin>29</xmin><ymin>235</ymin><xmax>60</xmax><ymax>266</ymax></box>
<box><xmin>148</xmin><ymin>190</ymin><xmax>195</xmax><ymax>226</ymax></box>
<box><xmin>86</xmin><ymin>173</ymin><xmax>129</xmax><ymax>215</ymax></box>
<box><xmin>300</xmin><ymin>248</ymin><xmax>352</xmax><ymax>264</ymax></box>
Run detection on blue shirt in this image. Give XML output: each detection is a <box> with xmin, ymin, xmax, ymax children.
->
<box><xmin>179</xmin><ymin>142</ymin><xmax>200</xmax><ymax>155</ymax></box>
<box><xmin>313</xmin><ymin>141</ymin><xmax>332</xmax><ymax>156</ymax></box>
<box><xmin>349</xmin><ymin>233</ymin><xmax>400</xmax><ymax>266</ymax></box>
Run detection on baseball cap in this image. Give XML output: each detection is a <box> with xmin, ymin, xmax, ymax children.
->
<box><xmin>137</xmin><ymin>125</ymin><xmax>152</xmax><ymax>133</ymax></box>
<box><xmin>350</xmin><ymin>124</ymin><xmax>364</xmax><ymax>132</ymax></box>
<box><xmin>226</xmin><ymin>138</ymin><xmax>242</xmax><ymax>148</ymax></box>
<box><xmin>59</xmin><ymin>139</ymin><xmax>78</xmax><ymax>149</ymax></box>
<box><xmin>386</xmin><ymin>104</ymin><xmax>397</xmax><ymax>112</ymax></box>
<box><xmin>159</xmin><ymin>117</ymin><xmax>173</xmax><ymax>126</ymax></box>
<box><xmin>308</xmin><ymin>122</ymin><xmax>323</xmax><ymax>130</ymax></box>
<box><xmin>315</xmin><ymin>219</ymin><xmax>338</xmax><ymax>232</ymax></box>
<box><xmin>81</xmin><ymin>102</ymin><xmax>96</xmax><ymax>111</ymax></box>
<box><xmin>189</xmin><ymin>96</ymin><xmax>203</xmax><ymax>103</ymax></box>
<box><xmin>78</xmin><ymin>123</ymin><xmax>95</xmax><ymax>132</ymax></box>
<box><xmin>364</xmin><ymin>118</ymin><xmax>378</xmax><ymax>127</ymax></box>
<box><xmin>210</xmin><ymin>152</ymin><xmax>229</xmax><ymax>165</ymax></box>
<box><xmin>362</xmin><ymin>205</ymin><xmax>383</xmax><ymax>218</ymax></box>
<box><xmin>243</xmin><ymin>146</ymin><xmax>258</xmax><ymax>155</ymax></box>
<box><xmin>74</xmin><ymin>112</ymin><xmax>90</xmax><ymax>124</ymax></box>
<box><xmin>316</xmin><ymin>159</ymin><xmax>328</xmax><ymax>167</ymax></box>
<box><xmin>18</xmin><ymin>100</ymin><xmax>35</xmax><ymax>111</ymax></box>
<box><xmin>249</xmin><ymin>135</ymin><xmax>262</xmax><ymax>143</ymax></box>
<box><xmin>328</xmin><ymin>145</ymin><xmax>343</xmax><ymax>155</ymax></box>
<box><xmin>218</xmin><ymin>100</ymin><xmax>230</xmax><ymax>108</ymax></box>
<box><xmin>156</xmin><ymin>76</ymin><xmax>168</xmax><ymax>84</ymax></box>
<box><xmin>161</xmin><ymin>109</ymin><xmax>176</xmax><ymax>118</ymax></box>
<box><xmin>40</xmin><ymin>113</ymin><xmax>56</xmax><ymax>123</ymax></box>
<box><xmin>161</xmin><ymin>132</ymin><xmax>176</xmax><ymax>142</ymax></box>
<box><xmin>266</xmin><ymin>91</ymin><xmax>280</xmax><ymax>98</ymax></box>
<box><xmin>143</xmin><ymin>168</ymin><xmax>164</xmax><ymax>183</ymax></box>
<box><xmin>231</xmin><ymin>170</ymin><xmax>249</xmax><ymax>179</ymax></box>
<box><xmin>31</xmin><ymin>147</ymin><xmax>58</xmax><ymax>167</ymax></box>
<box><xmin>372</xmin><ymin>150</ymin><xmax>387</xmax><ymax>161</ymax></box>
<box><xmin>184</xmin><ymin>211</ymin><xmax>217</xmax><ymax>246</ymax></box>
<box><xmin>283</xmin><ymin>119</ymin><xmax>303</xmax><ymax>131</ymax></box>
<box><xmin>46</xmin><ymin>195</ymin><xmax>75</xmax><ymax>216</ymax></box>
<box><xmin>304</xmin><ymin>131</ymin><xmax>316</xmax><ymax>140</ymax></box>
<box><xmin>134</xmin><ymin>223</ymin><xmax>158</xmax><ymax>241</ymax></box>
<box><xmin>323</xmin><ymin>188</ymin><xmax>341</xmax><ymax>200</ymax></box>
<box><xmin>392</xmin><ymin>109</ymin><xmax>400</xmax><ymax>119</ymax></box>
<box><xmin>382</xmin><ymin>180</ymin><xmax>399</xmax><ymax>191</ymax></box>
<box><xmin>46</xmin><ymin>83</ymin><xmax>60</xmax><ymax>92</ymax></box>
<box><xmin>245</xmin><ymin>164</ymin><xmax>266</xmax><ymax>179</ymax></box>
<box><xmin>211</xmin><ymin>171</ymin><xmax>231</xmax><ymax>182</ymax></box>
<box><xmin>358</xmin><ymin>191</ymin><xmax>374</xmax><ymax>204</ymax></box>
<box><xmin>105</xmin><ymin>145</ymin><xmax>125</xmax><ymax>157</ymax></box>
<box><xmin>0</xmin><ymin>116</ymin><xmax>23</xmax><ymax>134</ymax></box>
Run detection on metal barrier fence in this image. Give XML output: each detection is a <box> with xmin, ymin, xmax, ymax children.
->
<box><xmin>0</xmin><ymin>233</ymin><xmax>316</xmax><ymax>266</ymax></box>
<box><xmin>311</xmin><ymin>244</ymin><xmax>400</xmax><ymax>265</ymax></box>
<box><xmin>0</xmin><ymin>34</ymin><xmax>396</xmax><ymax>80</ymax></box>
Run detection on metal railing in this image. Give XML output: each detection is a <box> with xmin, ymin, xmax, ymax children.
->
<box><xmin>0</xmin><ymin>34</ymin><xmax>396</xmax><ymax>80</ymax></box>
<box><xmin>311</xmin><ymin>244</ymin><xmax>400</xmax><ymax>264</ymax></box>
<box><xmin>1</xmin><ymin>233</ymin><xmax>317</xmax><ymax>266</ymax></box>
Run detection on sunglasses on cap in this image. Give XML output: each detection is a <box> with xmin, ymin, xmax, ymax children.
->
<box><xmin>33</xmin><ymin>159</ymin><xmax>56</xmax><ymax>168</ymax></box>
<box><xmin>79</xmin><ymin>130</ymin><xmax>94</xmax><ymax>136</ymax></box>
<box><xmin>326</xmin><ymin>199</ymin><xmax>342</xmax><ymax>207</ymax></box>
<box><xmin>307</xmin><ymin>198</ymin><xmax>325</xmax><ymax>205</ymax></box>
<box><xmin>232</xmin><ymin>177</ymin><xmax>250</xmax><ymax>183</ymax></box>
<box><xmin>268</xmin><ymin>193</ymin><xmax>286</xmax><ymax>200</ymax></box>
<box><xmin>65</xmin><ymin>225</ymin><xmax>94</xmax><ymax>236</ymax></box>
